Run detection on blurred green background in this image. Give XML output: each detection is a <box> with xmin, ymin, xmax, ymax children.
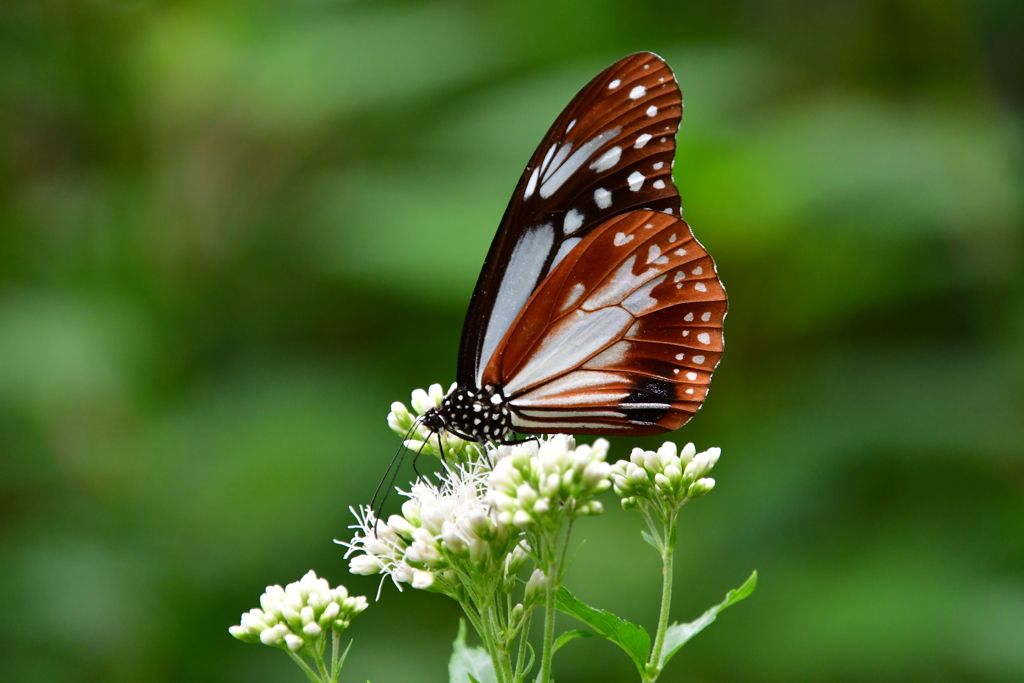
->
<box><xmin>2</xmin><ymin>1</ymin><xmax>1022</xmax><ymax>681</ymax></box>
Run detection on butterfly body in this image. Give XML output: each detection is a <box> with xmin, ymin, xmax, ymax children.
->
<box><xmin>429</xmin><ymin>52</ymin><xmax>727</xmax><ymax>443</ymax></box>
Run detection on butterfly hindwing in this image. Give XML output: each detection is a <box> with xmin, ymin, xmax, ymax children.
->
<box><xmin>457</xmin><ymin>52</ymin><xmax>685</xmax><ymax>387</ymax></box>
<box><xmin>479</xmin><ymin>209</ymin><xmax>726</xmax><ymax>435</ymax></box>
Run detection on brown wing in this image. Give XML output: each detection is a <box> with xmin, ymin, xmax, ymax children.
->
<box><xmin>457</xmin><ymin>52</ymin><xmax>684</xmax><ymax>388</ymax></box>
<box><xmin>481</xmin><ymin>210</ymin><xmax>726</xmax><ymax>436</ymax></box>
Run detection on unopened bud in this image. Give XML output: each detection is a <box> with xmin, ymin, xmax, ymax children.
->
<box><xmin>524</xmin><ymin>569</ymin><xmax>547</xmax><ymax>605</ymax></box>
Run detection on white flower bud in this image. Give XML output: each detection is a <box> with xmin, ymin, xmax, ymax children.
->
<box><xmin>388</xmin><ymin>515</ymin><xmax>416</xmax><ymax>538</ymax></box>
<box><xmin>524</xmin><ymin>569</ymin><xmax>546</xmax><ymax>604</ymax></box>
<box><xmin>282</xmin><ymin>606</ymin><xmax>302</xmax><ymax>630</ymax></box>
<box><xmin>513</xmin><ymin>510</ymin><xmax>533</xmax><ymax>527</ymax></box>
<box><xmin>260</xmin><ymin>626</ymin><xmax>283</xmax><ymax>646</ymax></box>
<box><xmin>663</xmin><ymin>464</ymin><xmax>681</xmax><ymax>483</ymax></box>
<box><xmin>643</xmin><ymin>450</ymin><xmax>660</xmax><ymax>473</ymax></box>
<box><xmin>680</xmin><ymin>442</ymin><xmax>696</xmax><ymax>464</ymax></box>
<box><xmin>412</xmin><ymin>570</ymin><xmax>435</xmax><ymax>589</ymax></box>
<box><xmin>401</xmin><ymin>500</ymin><xmax>421</xmax><ymax>525</ymax></box>
<box><xmin>516</xmin><ymin>483</ymin><xmax>538</xmax><ymax>508</ymax></box>
<box><xmin>410</xmin><ymin>388</ymin><xmax>433</xmax><ymax>415</ymax></box>
<box><xmin>540</xmin><ymin>473</ymin><xmax>561</xmax><ymax>498</ymax></box>
<box><xmin>319</xmin><ymin>601</ymin><xmax>340</xmax><ymax>627</ymax></box>
<box><xmin>533</xmin><ymin>498</ymin><xmax>550</xmax><ymax>515</ymax></box>
<box><xmin>284</xmin><ymin>634</ymin><xmax>305</xmax><ymax>652</ymax></box>
<box><xmin>629</xmin><ymin>467</ymin><xmax>649</xmax><ymax>485</ymax></box>
<box><xmin>657</xmin><ymin>441</ymin><xmax>677</xmax><ymax>461</ymax></box>
<box><xmin>229</xmin><ymin>625</ymin><xmax>256</xmax><ymax>642</ymax></box>
<box><xmin>655</xmin><ymin>473</ymin><xmax>672</xmax><ymax>491</ymax></box>
<box><xmin>300</xmin><ymin>606</ymin><xmax>315</xmax><ymax>626</ymax></box>
<box><xmin>689</xmin><ymin>477</ymin><xmax>715</xmax><ymax>498</ymax></box>
<box><xmin>582</xmin><ymin>461</ymin><xmax>610</xmax><ymax>488</ymax></box>
<box><xmin>349</xmin><ymin>554</ymin><xmax>381</xmax><ymax>575</ymax></box>
<box><xmin>303</xmin><ymin>622</ymin><xmax>322</xmax><ymax>638</ymax></box>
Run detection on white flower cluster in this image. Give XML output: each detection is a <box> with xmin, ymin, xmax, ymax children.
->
<box><xmin>342</xmin><ymin>463</ymin><xmax>517</xmax><ymax>593</ymax></box>
<box><xmin>610</xmin><ymin>442</ymin><xmax>719</xmax><ymax>512</ymax></box>
<box><xmin>229</xmin><ymin>571</ymin><xmax>367</xmax><ymax>652</ymax></box>
<box><xmin>387</xmin><ymin>384</ymin><xmax>483</xmax><ymax>463</ymax></box>
<box><xmin>488</xmin><ymin>436</ymin><xmax>612</xmax><ymax>528</ymax></box>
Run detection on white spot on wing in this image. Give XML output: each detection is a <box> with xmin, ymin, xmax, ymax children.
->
<box><xmin>590</xmin><ymin>146</ymin><xmax>622</xmax><ymax>172</ymax></box>
<box><xmin>613</xmin><ymin>232</ymin><xmax>634</xmax><ymax>247</ymax></box>
<box><xmin>594</xmin><ymin>188</ymin><xmax>612</xmax><ymax>209</ymax></box>
<box><xmin>608</xmin><ymin>79</ymin><xmax>621</xmax><ymax>89</ymax></box>
<box><xmin>653</xmin><ymin>180</ymin><xmax>666</xmax><ymax>189</ymax></box>
<box><xmin>692</xmin><ymin>266</ymin><xmax>703</xmax><ymax>275</ymax></box>
<box><xmin>622</xmin><ymin>274</ymin><xmax>667</xmax><ymax>314</ymax></box>
<box><xmin>524</xmin><ymin>168</ymin><xmax>538</xmax><ymax>199</ymax></box>
<box><xmin>701</xmin><ymin>312</ymin><xmax>711</xmax><ymax>322</ymax></box>
<box><xmin>646</xmin><ymin>245</ymin><xmax>668</xmax><ymax>265</ymax></box>
<box><xmin>543</xmin><ymin>143</ymin><xmax>573</xmax><ymax>182</ymax></box>
<box><xmin>693</xmin><ymin>355</ymin><xmax>705</xmax><ymax>364</ymax></box>
<box><xmin>562</xmin><ymin>209</ymin><xmax>584</xmax><ymax>235</ymax></box>
<box><xmin>540</xmin><ymin>144</ymin><xmax>557</xmax><ymax>176</ymax></box>
<box><xmin>674</xmin><ymin>271</ymin><xmax>685</xmax><ymax>282</ymax></box>
<box><xmin>541</xmin><ymin>128</ymin><xmax>621</xmax><ymax>198</ymax></box>
<box><xmin>686</xmin><ymin>372</ymin><xmax>697</xmax><ymax>380</ymax></box>
<box><xmin>695</xmin><ymin>282</ymin><xmax>707</xmax><ymax>292</ymax></box>
<box><xmin>684</xmin><ymin>312</ymin><xmax>693</xmax><ymax>321</ymax></box>
<box><xmin>663</xmin><ymin>208</ymin><xmax>674</xmax><ymax>215</ymax></box>
<box><xmin>550</xmin><ymin>236</ymin><xmax>581</xmax><ymax>271</ymax></box>
<box><xmin>477</xmin><ymin>224</ymin><xmax>556</xmax><ymax>384</ymax></box>
<box><xmin>634</xmin><ymin>134</ymin><xmax>652</xmax><ymax>148</ymax></box>
<box><xmin>674</xmin><ymin>248</ymin><xmax>687</xmax><ymax>256</ymax></box>
<box><xmin>653</xmin><ymin>161</ymin><xmax>664</xmax><ymax>170</ymax></box>
<box><xmin>566</xmin><ymin>119</ymin><xmax>576</xmax><ymax>133</ymax></box>
<box><xmin>647</xmin><ymin>105</ymin><xmax>658</xmax><ymax>117</ymax></box>
<box><xmin>686</xmin><ymin>388</ymin><xmax>694</xmax><ymax>394</ymax></box>
<box><xmin>629</xmin><ymin>85</ymin><xmax>647</xmax><ymax>99</ymax></box>
<box><xmin>582</xmin><ymin>255</ymin><xmax>657</xmax><ymax>311</ymax></box>
<box><xmin>698</xmin><ymin>332</ymin><xmax>711</xmax><ymax>345</ymax></box>
<box><xmin>561</xmin><ymin>283</ymin><xmax>586</xmax><ymax>311</ymax></box>
<box><xmin>627</xmin><ymin>171</ymin><xmax>645</xmax><ymax>191</ymax></box>
<box><xmin>675</xmin><ymin>353</ymin><xmax>685</xmax><ymax>360</ymax></box>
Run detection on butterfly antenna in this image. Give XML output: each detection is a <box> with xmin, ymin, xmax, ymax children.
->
<box><xmin>370</xmin><ymin>418</ymin><xmax>422</xmax><ymax>518</ymax></box>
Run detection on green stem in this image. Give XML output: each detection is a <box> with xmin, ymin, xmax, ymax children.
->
<box><xmin>515</xmin><ymin>608</ymin><xmax>533</xmax><ymax>682</ymax></box>
<box><xmin>311</xmin><ymin>642</ymin><xmax>331</xmax><ymax>682</ymax></box>
<box><xmin>330</xmin><ymin>630</ymin><xmax>340</xmax><ymax>682</ymax></box>
<box><xmin>538</xmin><ymin>516</ymin><xmax>575</xmax><ymax>683</ymax></box>
<box><xmin>538</xmin><ymin>560</ymin><xmax>558</xmax><ymax>683</ymax></box>
<box><xmin>485</xmin><ymin>602</ymin><xmax>513</xmax><ymax>683</ymax></box>
<box><xmin>287</xmin><ymin>650</ymin><xmax>324</xmax><ymax>683</ymax></box>
<box><xmin>646</xmin><ymin>515</ymin><xmax>677</xmax><ymax>681</ymax></box>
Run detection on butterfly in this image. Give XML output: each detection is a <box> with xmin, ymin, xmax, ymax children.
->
<box><xmin>421</xmin><ymin>51</ymin><xmax>727</xmax><ymax>442</ymax></box>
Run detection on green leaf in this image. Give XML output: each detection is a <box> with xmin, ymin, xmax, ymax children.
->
<box><xmin>555</xmin><ymin>586</ymin><xmax>651</xmax><ymax>672</ymax></box>
<box><xmin>449</xmin><ymin>619</ymin><xmax>497</xmax><ymax>683</ymax></box>
<box><xmin>658</xmin><ymin>571</ymin><xmax>758</xmax><ymax>670</ymax></box>
<box><xmin>553</xmin><ymin>629</ymin><xmax>598</xmax><ymax>653</ymax></box>
<box><xmin>640</xmin><ymin>530</ymin><xmax>661</xmax><ymax>552</ymax></box>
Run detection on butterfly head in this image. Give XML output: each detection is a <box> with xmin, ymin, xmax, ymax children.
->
<box><xmin>422</xmin><ymin>384</ymin><xmax>512</xmax><ymax>444</ymax></box>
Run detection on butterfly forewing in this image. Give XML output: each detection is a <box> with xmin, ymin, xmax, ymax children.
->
<box><xmin>458</xmin><ymin>52</ymin><xmax>685</xmax><ymax>387</ymax></box>
<box><xmin>481</xmin><ymin>209</ymin><xmax>726</xmax><ymax>436</ymax></box>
